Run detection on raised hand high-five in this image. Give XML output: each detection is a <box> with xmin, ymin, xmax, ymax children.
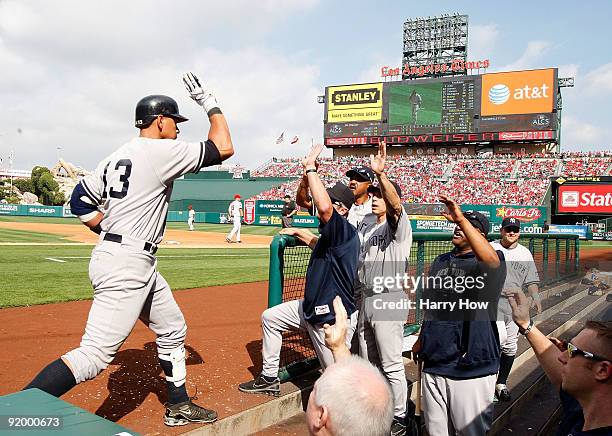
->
<box><xmin>439</xmin><ymin>194</ymin><xmax>465</xmax><ymax>224</ymax></box>
<box><xmin>182</xmin><ymin>72</ymin><xmax>220</xmax><ymax>115</ymax></box>
<box><xmin>302</xmin><ymin>143</ymin><xmax>324</xmax><ymax>171</ymax></box>
<box><xmin>370</xmin><ymin>140</ymin><xmax>387</xmax><ymax>175</ymax></box>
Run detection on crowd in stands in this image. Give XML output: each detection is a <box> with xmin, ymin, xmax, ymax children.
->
<box><xmin>251</xmin><ymin>152</ymin><xmax>611</xmax><ymax>205</ymax></box>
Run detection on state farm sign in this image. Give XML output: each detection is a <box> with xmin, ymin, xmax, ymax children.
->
<box><xmin>558</xmin><ymin>184</ymin><xmax>612</xmax><ymax>214</ymax></box>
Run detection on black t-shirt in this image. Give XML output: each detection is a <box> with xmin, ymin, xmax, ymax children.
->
<box><xmin>557</xmin><ymin>389</ymin><xmax>612</xmax><ymax>436</ymax></box>
<box><xmin>302</xmin><ymin>209</ymin><xmax>359</xmax><ymax>325</ymax></box>
<box><xmin>282</xmin><ymin>201</ymin><xmax>297</xmax><ymax>216</ymax></box>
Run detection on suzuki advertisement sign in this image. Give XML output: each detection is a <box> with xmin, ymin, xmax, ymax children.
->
<box><xmin>557</xmin><ymin>183</ymin><xmax>612</xmax><ymax>214</ymax></box>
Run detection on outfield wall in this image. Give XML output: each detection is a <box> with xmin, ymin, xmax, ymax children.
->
<box><xmin>0</xmin><ymin>202</ymin><xmax>549</xmax><ymax>234</ymax></box>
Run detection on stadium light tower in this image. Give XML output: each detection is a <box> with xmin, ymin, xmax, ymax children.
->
<box><xmin>402</xmin><ymin>13</ymin><xmax>468</xmax><ymax>79</ymax></box>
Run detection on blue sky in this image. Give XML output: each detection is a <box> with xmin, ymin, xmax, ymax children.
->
<box><xmin>0</xmin><ymin>0</ymin><xmax>610</xmax><ymax>171</ymax></box>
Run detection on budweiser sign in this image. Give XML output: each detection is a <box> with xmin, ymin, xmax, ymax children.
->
<box><xmin>496</xmin><ymin>206</ymin><xmax>542</xmax><ymax>222</ymax></box>
<box><xmin>557</xmin><ymin>184</ymin><xmax>612</xmax><ymax>214</ymax></box>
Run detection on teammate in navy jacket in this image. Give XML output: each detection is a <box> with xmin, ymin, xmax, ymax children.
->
<box><xmin>239</xmin><ymin>144</ymin><xmax>359</xmax><ymax>397</ymax></box>
<box><xmin>413</xmin><ymin>197</ymin><xmax>506</xmax><ymax>436</ymax></box>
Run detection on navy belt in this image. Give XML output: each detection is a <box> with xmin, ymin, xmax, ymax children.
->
<box><xmin>103</xmin><ymin>233</ymin><xmax>157</xmax><ymax>254</ymax></box>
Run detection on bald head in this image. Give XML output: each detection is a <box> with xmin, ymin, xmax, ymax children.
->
<box><xmin>308</xmin><ymin>355</ymin><xmax>393</xmax><ymax>436</ymax></box>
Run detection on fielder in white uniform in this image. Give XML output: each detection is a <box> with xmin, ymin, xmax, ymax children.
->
<box><xmin>188</xmin><ymin>204</ymin><xmax>196</xmax><ymax>231</ymax></box>
<box><xmin>490</xmin><ymin>217</ymin><xmax>541</xmax><ymax>402</ymax></box>
<box><xmin>23</xmin><ymin>72</ymin><xmax>234</xmax><ymax>427</ymax></box>
<box><xmin>355</xmin><ymin>141</ymin><xmax>412</xmax><ymax>435</ymax></box>
<box><xmin>226</xmin><ymin>194</ymin><xmax>243</xmax><ymax>243</ymax></box>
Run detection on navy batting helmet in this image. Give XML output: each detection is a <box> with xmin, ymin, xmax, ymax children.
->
<box><xmin>135</xmin><ymin>95</ymin><xmax>188</xmax><ymax>128</ymax></box>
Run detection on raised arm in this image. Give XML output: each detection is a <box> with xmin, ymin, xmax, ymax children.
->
<box><xmin>303</xmin><ymin>144</ymin><xmax>334</xmax><ymax>224</ymax></box>
<box><xmin>296</xmin><ymin>175</ymin><xmax>313</xmax><ymax>210</ymax></box>
<box><xmin>371</xmin><ymin>140</ymin><xmax>402</xmax><ymax>223</ymax></box>
<box><xmin>508</xmin><ymin>291</ymin><xmax>562</xmax><ymax>388</ymax></box>
<box><xmin>183</xmin><ymin>72</ymin><xmax>234</xmax><ymax>161</ymax></box>
<box><xmin>439</xmin><ymin>195</ymin><xmax>500</xmax><ymax>268</ymax></box>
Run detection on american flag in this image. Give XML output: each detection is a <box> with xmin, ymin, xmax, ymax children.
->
<box><xmin>290</xmin><ymin>136</ymin><xmax>299</xmax><ymax>144</ymax></box>
<box><xmin>275</xmin><ymin>132</ymin><xmax>284</xmax><ymax>144</ymax></box>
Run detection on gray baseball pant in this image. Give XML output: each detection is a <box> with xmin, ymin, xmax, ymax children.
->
<box><xmin>422</xmin><ymin>372</ymin><xmax>497</xmax><ymax>436</ymax></box>
<box><xmin>260</xmin><ymin>299</ymin><xmax>358</xmax><ymax>378</ymax></box>
<box><xmin>62</xmin><ymin>240</ymin><xmax>187</xmax><ymax>384</ymax></box>
<box><xmin>358</xmin><ymin>292</ymin><xmax>408</xmax><ymax>418</ymax></box>
<box><xmin>498</xmin><ymin>298</ymin><xmax>519</xmax><ymax>356</ymax></box>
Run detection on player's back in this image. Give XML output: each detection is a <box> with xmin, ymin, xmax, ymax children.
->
<box><xmin>82</xmin><ymin>137</ymin><xmax>210</xmax><ymax>243</ymax></box>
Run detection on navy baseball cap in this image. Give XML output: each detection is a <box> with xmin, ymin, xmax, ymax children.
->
<box><xmin>501</xmin><ymin>217</ymin><xmax>521</xmax><ymax>230</ymax></box>
<box><xmin>462</xmin><ymin>210</ymin><xmax>490</xmax><ymax>235</ymax></box>
<box><xmin>327</xmin><ymin>182</ymin><xmax>355</xmax><ymax>209</ymax></box>
<box><xmin>346</xmin><ymin>166</ymin><xmax>375</xmax><ymax>183</ymax></box>
<box><xmin>367</xmin><ymin>180</ymin><xmax>402</xmax><ymax>199</ymax></box>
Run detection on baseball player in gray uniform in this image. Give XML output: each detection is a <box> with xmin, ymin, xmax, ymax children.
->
<box><xmin>490</xmin><ymin>217</ymin><xmax>541</xmax><ymax>402</ymax></box>
<box><xmin>355</xmin><ymin>141</ymin><xmax>412</xmax><ymax>436</ymax></box>
<box><xmin>23</xmin><ymin>72</ymin><xmax>234</xmax><ymax>427</ymax></box>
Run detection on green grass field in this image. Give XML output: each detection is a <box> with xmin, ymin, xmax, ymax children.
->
<box><xmin>388</xmin><ymin>82</ymin><xmax>443</xmax><ymax>126</ymax></box>
<box><xmin>0</xmin><ymin>245</ymin><xmax>269</xmax><ymax>308</ymax></box>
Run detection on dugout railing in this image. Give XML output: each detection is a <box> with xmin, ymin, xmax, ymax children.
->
<box><xmin>267</xmin><ymin>232</ymin><xmax>579</xmax><ymax>381</ymax></box>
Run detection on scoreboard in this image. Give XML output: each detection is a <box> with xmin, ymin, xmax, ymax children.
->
<box><xmin>324</xmin><ymin>68</ymin><xmax>558</xmax><ymax>147</ymax></box>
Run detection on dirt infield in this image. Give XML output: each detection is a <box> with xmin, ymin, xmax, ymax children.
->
<box><xmin>0</xmin><ymin>221</ymin><xmax>273</xmax><ymax>248</ymax></box>
<box><xmin>0</xmin><ymin>281</ymin><xmax>275</xmax><ymax>435</ymax></box>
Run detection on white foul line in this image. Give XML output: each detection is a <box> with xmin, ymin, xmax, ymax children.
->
<box><xmin>45</xmin><ymin>257</ymin><xmax>67</xmax><ymax>263</ymax></box>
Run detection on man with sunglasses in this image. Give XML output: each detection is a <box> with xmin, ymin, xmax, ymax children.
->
<box><xmin>239</xmin><ymin>144</ymin><xmax>360</xmax><ymax>397</ymax></box>
<box><xmin>508</xmin><ymin>291</ymin><xmax>612</xmax><ymax>435</ymax></box>
<box><xmin>346</xmin><ymin>165</ymin><xmax>377</xmax><ymax>236</ymax></box>
<box><xmin>490</xmin><ymin>217</ymin><xmax>541</xmax><ymax>402</ymax></box>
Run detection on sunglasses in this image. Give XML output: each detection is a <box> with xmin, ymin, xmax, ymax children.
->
<box><xmin>565</xmin><ymin>341</ymin><xmax>611</xmax><ymax>362</ymax></box>
<box><xmin>504</xmin><ymin>226</ymin><xmax>520</xmax><ymax>233</ymax></box>
<box><xmin>332</xmin><ymin>201</ymin><xmax>346</xmax><ymax>209</ymax></box>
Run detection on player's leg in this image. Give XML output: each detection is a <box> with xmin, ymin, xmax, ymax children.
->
<box><xmin>496</xmin><ymin>299</ymin><xmax>518</xmax><ymax>401</ymax></box>
<box><xmin>141</xmin><ymin>272</ymin><xmax>217</xmax><ymax>426</ymax></box>
<box><xmin>238</xmin><ymin>299</ymin><xmax>303</xmax><ymax>396</ymax></box>
<box><xmin>422</xmin><ymin>372</ymin><xmax>454</xmax><ymax>435</ymax></box>
<box><xmin>24</xmin><ymin>247</ymin><xmax>155</xmax><ymax>396</ymax></box>
<box><xmin>226</xmin><ymin>220</ymin><xmax>238</xmax><ymax>242</ymax></box>
<box><xmin>305</xmin><ymin>302</ymin><xmax>358</xmax><ymax>371</ymax></box>
<box><xmin>235</xmin><ymin>219</ymin><xmax>242</xmax><ymax>242</ymax></box>
<box><xmin>446</xmin><ymin>374</ymin><xmax>497</xmax><ymax>436</ymax></box>
<box><xmin>368</xmin><ymin>293</ymin><xmax>409</xmax><ymax>432</ymax></box>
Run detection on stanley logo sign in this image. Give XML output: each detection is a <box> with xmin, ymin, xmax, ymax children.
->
<box><xmin>327</xmin><ymin>83</ymin><xmax>383</xmax><ymax>122</ymax></box>
<box><xmin>332</xmin><ymin>88</ymin><xmax>380</xmax><ymax>105</ymax></box>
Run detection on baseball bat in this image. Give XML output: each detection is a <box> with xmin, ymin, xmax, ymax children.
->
<box><xmin>415</xmin><ymin>359</ymin><xmax>423</xmax><ymax>417</ymax></box>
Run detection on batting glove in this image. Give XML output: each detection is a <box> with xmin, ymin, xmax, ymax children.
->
<box><xmin>183</xmin><ymin>72</ymin><xmax>221</xmax><ymax>116</ymax></box>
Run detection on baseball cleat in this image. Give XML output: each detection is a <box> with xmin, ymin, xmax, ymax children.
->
<box><xmin>225</xmin><ymin>238</ymin><xmax>232</xmax><ymax>243</ymax></box>
<box><xmin>164</xmin><ymin>399</ymin><xmax>218</xmax><ymax>426</ymax></box>
<box><xmin>495</xmin><ymin>383</ymin><xmax>511</xmax><ymax>402</ymax></box>
<box><xmin>238</xmin><ymin>375</ymin><xmax>280</xmax><ymax>396</ymax></box>
<box><xmin>390</xmin><ymin>417</ymin><xmax>407</xmax><ymax>436</ymax></box>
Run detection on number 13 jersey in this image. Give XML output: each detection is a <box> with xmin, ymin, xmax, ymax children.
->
<box><xmin>80</xmin><ymin>138</ymin><xmax>219</xmax><ymax>244</ymax></box>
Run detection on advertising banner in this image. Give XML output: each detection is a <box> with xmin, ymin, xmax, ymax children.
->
<box><xmin>326</xmin><ymin>83</ymin><xmax>383</xmax><ymax>123</ymax></box>
<box><xmin>557</xmin><ymin>183</ymin><xmax>612</xmax><ymax>214</ymax></box>
<box><xmin>0</xmin><ymin>204</ymin><xmax>19</xmax><ymax>215</ymax></box>
<box><xmin>548</xmin><ymin>224</ymin><xmax>589</xmax><ymax>239</ymax></box>
<box><xmin>256</xmin><ymin>200</ymin><xmax>285</xmax><ymax>216</ymax></box>
<box><xmin>244</xmin><ymin>199</ymin><xmax>256</xmax><ymax>225</ymax></box>
<box><xmin>480</xmin><ymin>69</ymin><xmax>556</xmax><ymax>116</ymax></box>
